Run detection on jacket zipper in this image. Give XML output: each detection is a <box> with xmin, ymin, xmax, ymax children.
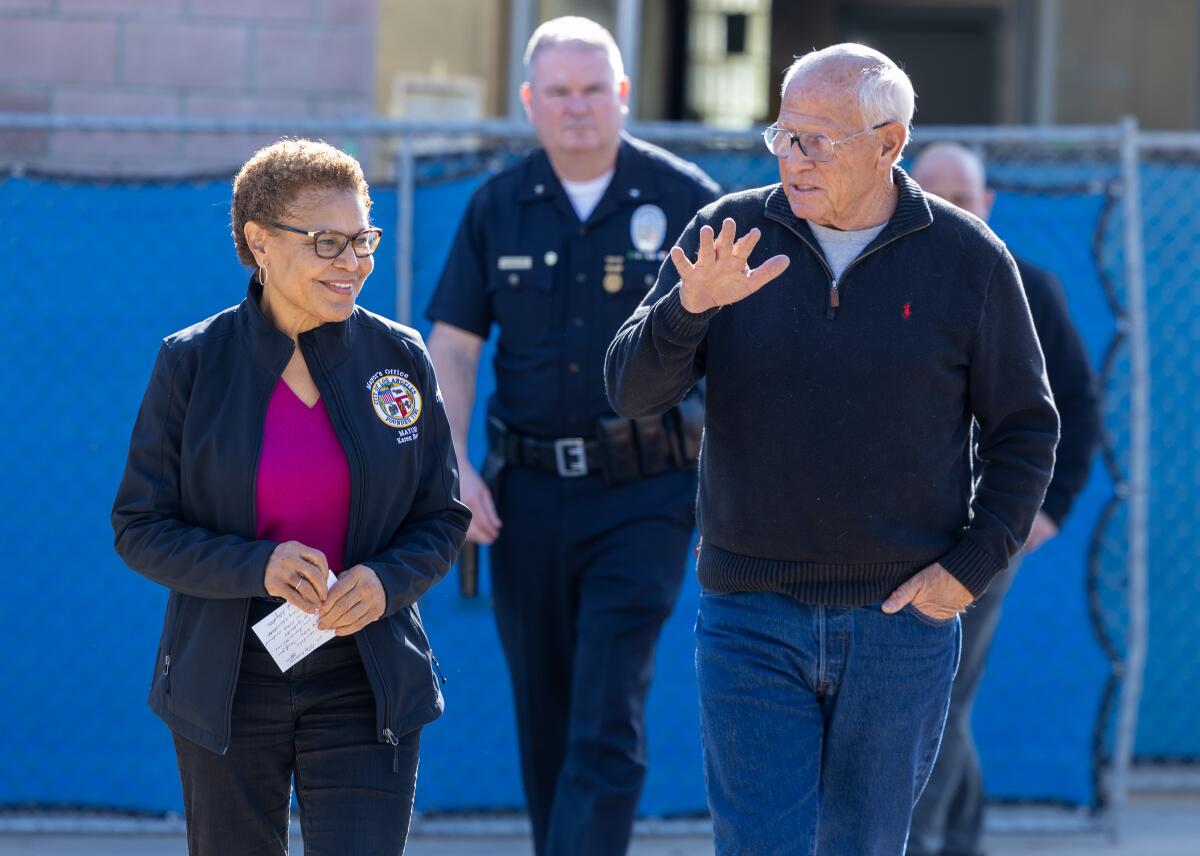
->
<box><xmin>163</xmin><ymin>595</ymin><xmax>183</xmax><ymax>694</ymax></box>
<box><xmin>383</xmin><ymin>727</ymin><xmax>400</xmax><ymax>773</ymax></box>
<box><xmin>304</xmin><ymin>338</ymin><xmax>395</xmax><ymax>744</ymax></box>
<box><xmin>220</xmin><ymin>347</ymin><xmax>289</xmax><ymax>753</ymax></box>
<box><xmin>779</xmin><ymin>222</ymin><xmax>930</xmax><ymax>320</ymax></box>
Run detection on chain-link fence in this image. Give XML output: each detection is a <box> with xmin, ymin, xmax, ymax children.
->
<box><xmin>0</xmin><ymin>116</ymin><xmax>1171</xmax><ymax>837</ymax></box>
<box><xmin>1123</xmin><ymin>134</ymin><xmax>1200</xmax><ymax>779</ymax></box>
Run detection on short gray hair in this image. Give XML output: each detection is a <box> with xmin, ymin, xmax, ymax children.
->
<box><xmin>781</xmin><ymin>43</ymin><xmax>915</xmax><ymax>132</ymax></box>
<box><xmin>523</xmin><ymin>16</ymin><xmax>625</xmax><ymax>82</ymax></box>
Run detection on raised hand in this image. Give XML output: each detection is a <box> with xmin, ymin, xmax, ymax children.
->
<box><xmin>671</xmin><ymin>218</ymin><xmax>791</xmax><ymax>315</ymax></box>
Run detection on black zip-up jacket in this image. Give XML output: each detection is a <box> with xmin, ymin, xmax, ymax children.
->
<box><xmin>605</xmin><ymin>169</ymin><xmax>1059</xmax><ymax>603</ymax></box>
<box><xmin>1014</xmin><ymin>257</ymin><xmax>1100</xmax><ymax>525</ymax></box>
<box><xmin>112</xmin><ymin>279</ymin><xmax>470</xmax><ymax>754</ymax></box>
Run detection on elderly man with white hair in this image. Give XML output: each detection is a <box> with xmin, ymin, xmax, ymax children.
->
<box><xmin>606</xmin><ymin>44</ymin><xmax>1059</xmax><ymax>853</ymax></box>
<box><xmin>427</xmin><ymin>15</ymin><xmax>719</xmax><ymax>856</ymax></box>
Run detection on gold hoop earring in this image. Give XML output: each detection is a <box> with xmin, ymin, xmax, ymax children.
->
<box><xmin>258</xmin><ymin>265</ymin><xmax>269</xmax><ymax>286</ymax></box>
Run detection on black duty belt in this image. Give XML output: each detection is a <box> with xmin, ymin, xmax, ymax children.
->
<box><xmin>511</xmin><ymin>434</ymin><xmax>603</xmax><ymax>478</ymax></box>
<box><xmin>487</xmin><ymin>410</ymin><xmax>695</xmax><ymax>483</ymax></box>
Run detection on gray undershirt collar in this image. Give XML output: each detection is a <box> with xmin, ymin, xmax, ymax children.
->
<box><xmin>808</xmin><ymin>221</ymin><xmax>887</xmax><ymax>281</ymax></box>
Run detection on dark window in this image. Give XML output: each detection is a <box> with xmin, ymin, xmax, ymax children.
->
<box><xmin>726</xmin><ymin>12</ymin><xmax>748</xmax><ymax>55</ymax></box>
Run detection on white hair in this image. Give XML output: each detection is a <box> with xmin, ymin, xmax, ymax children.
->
<box><xmin>523</xmin><ymin>16</ymin><xmax>625</xmax><ymax>83</ymax></box>
<box><xmin>781</xmin><ymin>43</ymin><xmax>916</xmax><ymax>132</ymax></box>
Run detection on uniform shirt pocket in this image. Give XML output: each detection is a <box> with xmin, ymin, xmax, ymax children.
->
<box><xmin>607</xmin><ymin>259</ymin><xmax>662</xmax><ymax>322</ymax></box>
<box><xmin>488</xmin><ymin>265</ymin><xmax>554</xmax><ymax>348</ymax></box>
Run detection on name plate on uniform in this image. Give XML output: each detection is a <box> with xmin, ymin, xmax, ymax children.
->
<box><xmin>497</xmin><ymin>255</ymin><xmax>534</xmax><ymax>271</ymax></box>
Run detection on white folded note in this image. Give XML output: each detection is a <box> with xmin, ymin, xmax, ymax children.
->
<box><xmin>252</xmin><ymin>570</ymin><xmax>339</xmax><ymax>672</ymax></box>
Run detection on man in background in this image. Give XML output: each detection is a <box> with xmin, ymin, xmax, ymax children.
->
<box><xmin>909</xmin><ymin>141</ymin><xmax>1101</xmax><ymax>856</ymax></box>
<box><xmin>426</xmin><ymin>16</ymin><xmax>719</xmax><ymax>856</ymax></box>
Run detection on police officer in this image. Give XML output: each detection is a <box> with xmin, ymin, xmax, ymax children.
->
<box><xmin>426</xmin><ymin>16</ymin><xmax>719</xmax><ymax>856</ymax></box>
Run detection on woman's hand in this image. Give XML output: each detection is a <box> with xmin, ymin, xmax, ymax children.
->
<box><xmin>264</xmin><ymin>541</ymin><xmax>330</xmax><ymax>614</ymax></box>
<box><xmin>318</xmin><ymin>565</ymin><xmax>386</xmax><ymax>636</ymax></box>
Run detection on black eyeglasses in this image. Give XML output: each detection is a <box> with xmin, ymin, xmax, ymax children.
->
<box><xmin>762</xmin><ymin>122</ymin><xmax>892</xmax><ymax>163</ymax></box>
<box><xmin>271</xmin><ymin>223</ymin><xmax>383</xmax><ymax>259</ymax></box>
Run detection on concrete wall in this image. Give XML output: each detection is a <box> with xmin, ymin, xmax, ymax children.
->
<box><xmin>0</xmin><ymin>0</ymin><xmax>379</xmax><ymax>175</ymax></box>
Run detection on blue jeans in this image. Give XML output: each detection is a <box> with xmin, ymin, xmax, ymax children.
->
<box><xmin>696</xmin><ymin>591</ymin><xmax>961</xmax><ymax>856</ymax></box>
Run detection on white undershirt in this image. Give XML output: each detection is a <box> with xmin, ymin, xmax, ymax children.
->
<box><xmin>561</xmin><ymin>169</ymin><xmax>614</xmax><ymax>222</ymax></box>
<box><xmin>808</xmin><ymin>221</ymin><xmax>887</xmax><ymax>281</ymax></box>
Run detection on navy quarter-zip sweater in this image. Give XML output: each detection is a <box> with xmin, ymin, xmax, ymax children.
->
<box><xmin>605</xmin><ymin>169</ymin><xmax>1059</xmax><ymax>603</ymax></box>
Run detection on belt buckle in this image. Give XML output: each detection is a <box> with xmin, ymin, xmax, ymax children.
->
<box><xmin>554</xmin><ymin>437</ymin><xmax>588</xmax><ymax>477</ymax></box>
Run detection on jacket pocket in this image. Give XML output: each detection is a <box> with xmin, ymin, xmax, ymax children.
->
<box><xmin>364</xmin><ymin>607</ymin><xmax>445</xmax><ymax>734</ymax></box>
<box><xmin>159</xmin><ymin>594</ymin><xmax>186</xmax><ymax>695</ymax></box>
<box><xmin>488</xmin><ymin>267</ymin><xmax>553</xmax><ymax>348</ymax></box>
<box><xmin>406</xmin><ymin>604</ymin><xmax>446</xmax><ymax>685</ymax></box>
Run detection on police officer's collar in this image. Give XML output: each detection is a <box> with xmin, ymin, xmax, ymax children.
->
<box><xmin>238</xmin><ymin>274</ymin><xmax>357</xmax><ymax>372</ymax></box>
<box><xmin>517</xmin><ymin>134</ymin><xmax>660</xmax><ymax>206</ymax></box>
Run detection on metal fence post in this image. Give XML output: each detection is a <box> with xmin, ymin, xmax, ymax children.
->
<box><xmin>395</xmin><ymin>134</ymin><xmax>415</xmax><ymax>326</ymax></box>
<box><xmin>1109</xmin><ymin>114</ymin><xmax>1150</xmax><ymax>835</ymax></box>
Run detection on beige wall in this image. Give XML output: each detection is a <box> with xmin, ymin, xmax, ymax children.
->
<box><xmin>1056</xmin><ymin>0</ymin><xmax>1197</xmax><ymax>128</ymax></box>
<box><xmin>0</xmin><ymin>0</ymin><xmax>379</xmax><ymax>175</ymax></box>
<box><xmin>375</xmin><ymin>0</ymin><xmax>508</xmax><ymax>118</ymax></box>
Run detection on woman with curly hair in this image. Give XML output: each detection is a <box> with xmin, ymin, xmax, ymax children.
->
<box><xmin>112</xmin><ymin>138</ymin><xmax>470</xmax><ymax>854</ymax></box>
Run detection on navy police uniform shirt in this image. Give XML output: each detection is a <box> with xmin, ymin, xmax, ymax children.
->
<box><xmin>427</xmin><ymin>134</ymin><xmax>720</xmax><ymax>439</ymax></box>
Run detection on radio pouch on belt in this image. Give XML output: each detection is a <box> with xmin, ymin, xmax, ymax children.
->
<box><xmin>596</xmin><ymin>416</ymin><xmax>641</xmax><ymax>484</ymax></box>
<box><xmin>632</xmin><ymin>416</ymin><xmax>670</xmax><ymax>477</ymax></box>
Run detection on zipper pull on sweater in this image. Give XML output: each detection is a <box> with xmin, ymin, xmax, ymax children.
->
<box><xmin>827</xmin><ymin>279</ymin><xmax>840</xmax><ymax>320</ymax></box>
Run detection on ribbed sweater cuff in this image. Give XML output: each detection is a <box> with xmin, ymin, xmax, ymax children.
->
<box><xmin>659</xmin><ymin>284</ymin><xmax>718</xmax><ymax>342</ymax></box>
<box><xmin>938</xmin><ymin>536</ymin><xmax>1004</xmax><ymax>597</ymax></box>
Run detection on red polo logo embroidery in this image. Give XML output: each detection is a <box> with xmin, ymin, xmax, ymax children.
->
<box><xmin>902</xmin><ymin>302</ymin><xmax>912</xmax><ymax>319</ymax></box>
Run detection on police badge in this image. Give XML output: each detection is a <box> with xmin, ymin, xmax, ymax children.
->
<box><xmin>630</xmin><ymin>204</ymin><xmax>667</xmax><ymax>255</ymax></box>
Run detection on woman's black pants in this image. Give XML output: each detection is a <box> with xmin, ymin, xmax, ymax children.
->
<box><xmin>172</xmin><ymin>606</ymin><xmax>420</xmax><ymax>855</ymax></box>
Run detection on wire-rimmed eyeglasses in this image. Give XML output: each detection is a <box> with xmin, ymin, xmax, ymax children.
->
<box><xmin>762</xmin><ymin>122</ymin><xmax>892</xmax><ymax>163</ymax></box>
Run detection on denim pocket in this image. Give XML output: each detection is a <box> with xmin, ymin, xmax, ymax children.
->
<box><xmin>901</xmin><ymin>602</ymin><xmax>958</xmax><ymax>627</ymax></box>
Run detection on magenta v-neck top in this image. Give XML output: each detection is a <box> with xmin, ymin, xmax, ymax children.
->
<box><xmin>255</xmin><ymin>378</ymin><xmax>351</xmax><ymax>573</ymax></box>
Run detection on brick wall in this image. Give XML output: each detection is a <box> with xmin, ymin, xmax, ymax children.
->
<box><xmin>0</xmin><ymin>0</ymin><xmax>379</xmax><ymax>175</ymax></box>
